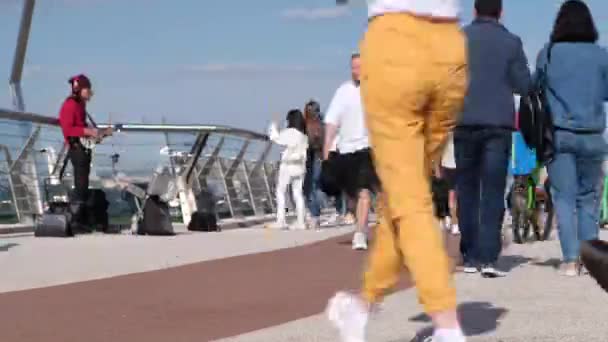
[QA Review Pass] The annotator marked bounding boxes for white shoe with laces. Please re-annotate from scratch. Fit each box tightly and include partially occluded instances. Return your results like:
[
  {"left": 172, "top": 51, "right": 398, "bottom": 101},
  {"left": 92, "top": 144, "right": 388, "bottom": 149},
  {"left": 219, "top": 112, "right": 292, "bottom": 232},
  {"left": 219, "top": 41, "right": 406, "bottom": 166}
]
[{"left": 327, "top": 292, "right": 369, "bottom": 342}]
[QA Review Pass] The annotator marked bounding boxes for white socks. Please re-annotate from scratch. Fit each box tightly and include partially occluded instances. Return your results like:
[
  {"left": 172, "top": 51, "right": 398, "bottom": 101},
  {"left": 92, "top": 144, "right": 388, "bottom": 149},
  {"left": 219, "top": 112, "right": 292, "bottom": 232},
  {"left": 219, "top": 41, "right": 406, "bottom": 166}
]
[{"left": 433, "top": 328, "right": 466, "bottom": 342}]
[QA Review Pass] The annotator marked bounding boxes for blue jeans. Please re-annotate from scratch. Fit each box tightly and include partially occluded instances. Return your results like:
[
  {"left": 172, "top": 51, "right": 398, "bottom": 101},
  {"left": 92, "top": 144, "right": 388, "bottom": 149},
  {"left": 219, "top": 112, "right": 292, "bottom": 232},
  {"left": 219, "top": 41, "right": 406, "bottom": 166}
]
[
  {"left": 455, "top": 127, "right": 511, "bottom": 265},
  {"left": 305, "top": 157, "right": 324, "bottom": 218},
  {"left": 547, "top": 131, "right": 605, "bottom": 262}
]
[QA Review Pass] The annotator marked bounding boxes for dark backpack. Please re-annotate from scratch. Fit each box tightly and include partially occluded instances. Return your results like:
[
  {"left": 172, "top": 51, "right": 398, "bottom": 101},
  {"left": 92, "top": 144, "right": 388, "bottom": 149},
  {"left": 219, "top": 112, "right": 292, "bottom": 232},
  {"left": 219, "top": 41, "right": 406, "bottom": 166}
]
[{"left": 519, "top": 44, "right": 556, "bottom": 165}]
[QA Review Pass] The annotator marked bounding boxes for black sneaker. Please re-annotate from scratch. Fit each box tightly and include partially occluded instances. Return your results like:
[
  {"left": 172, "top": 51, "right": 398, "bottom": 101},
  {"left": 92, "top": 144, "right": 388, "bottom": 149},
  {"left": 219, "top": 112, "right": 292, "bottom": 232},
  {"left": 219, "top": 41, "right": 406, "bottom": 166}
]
[{"left": 480, "top": 264, "right": 506, "bottom": 278}]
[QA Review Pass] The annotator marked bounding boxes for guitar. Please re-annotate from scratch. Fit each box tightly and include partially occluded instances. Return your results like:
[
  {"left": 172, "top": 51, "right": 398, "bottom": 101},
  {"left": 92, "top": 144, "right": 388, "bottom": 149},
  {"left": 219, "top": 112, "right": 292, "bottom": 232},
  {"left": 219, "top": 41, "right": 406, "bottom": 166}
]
[
  {"left": 79, "top": 112, "right": 114, "bottom": 150},
  {"left": 79, "top": 127, "right": 113, "bottom": 150}
]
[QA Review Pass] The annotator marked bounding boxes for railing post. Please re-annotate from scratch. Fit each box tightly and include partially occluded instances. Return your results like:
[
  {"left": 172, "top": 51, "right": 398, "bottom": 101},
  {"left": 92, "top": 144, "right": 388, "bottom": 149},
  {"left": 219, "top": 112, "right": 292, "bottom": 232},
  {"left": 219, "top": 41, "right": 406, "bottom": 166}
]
[
  {"left": 241, "top": 162, "right": 258, "bottom": 216},
  {"left": 9, "top": 127, "right": 43, "bottom": 221},
  {"left": 0, "top": 145, "right": 19, "bottom": 222},
  {"left": 217, "top": 158, "right": 234, "bottom": 218},
  {"left": 262, "top": 163, "right": 276, "bottom": 213},
  {"left": 222, "top": 140, "right": 250, "bottom": 217}
]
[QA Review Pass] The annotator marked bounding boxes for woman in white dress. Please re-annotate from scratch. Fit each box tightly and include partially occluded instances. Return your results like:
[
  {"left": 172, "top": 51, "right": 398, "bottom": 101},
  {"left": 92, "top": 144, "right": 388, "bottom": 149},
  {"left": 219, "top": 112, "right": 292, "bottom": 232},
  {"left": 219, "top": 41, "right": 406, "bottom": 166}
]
[{"left": 268, "top": 109, "right": 309, "bottom": 230}]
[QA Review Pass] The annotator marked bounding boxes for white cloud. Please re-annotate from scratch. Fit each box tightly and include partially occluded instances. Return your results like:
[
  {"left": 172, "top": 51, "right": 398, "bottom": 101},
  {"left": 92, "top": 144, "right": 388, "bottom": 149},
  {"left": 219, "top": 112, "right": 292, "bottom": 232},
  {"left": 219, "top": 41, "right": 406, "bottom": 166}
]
[{"left": 280, "top": 6, "right": 350, "bottom": 20}]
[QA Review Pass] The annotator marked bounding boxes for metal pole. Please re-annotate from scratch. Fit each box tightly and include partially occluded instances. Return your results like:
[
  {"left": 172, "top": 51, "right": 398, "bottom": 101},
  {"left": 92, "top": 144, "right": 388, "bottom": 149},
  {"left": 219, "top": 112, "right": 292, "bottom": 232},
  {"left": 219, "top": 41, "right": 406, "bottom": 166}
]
[
  {"left": 9, "top": 0, "right": 42, "bottom": 224},
  {"left": 10, "top": 0, "right": 35, "bottom": 114}
]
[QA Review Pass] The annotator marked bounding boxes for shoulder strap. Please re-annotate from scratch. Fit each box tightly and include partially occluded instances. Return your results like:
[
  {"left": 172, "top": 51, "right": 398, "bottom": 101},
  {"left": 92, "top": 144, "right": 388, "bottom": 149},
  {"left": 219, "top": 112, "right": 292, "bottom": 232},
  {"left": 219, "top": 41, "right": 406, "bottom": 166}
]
[
  {"left": 543, "top": 43, "right": 572, "bottom": 114},
  {"left": 86, "top": 111, "right": 98, "bottom": 128}
]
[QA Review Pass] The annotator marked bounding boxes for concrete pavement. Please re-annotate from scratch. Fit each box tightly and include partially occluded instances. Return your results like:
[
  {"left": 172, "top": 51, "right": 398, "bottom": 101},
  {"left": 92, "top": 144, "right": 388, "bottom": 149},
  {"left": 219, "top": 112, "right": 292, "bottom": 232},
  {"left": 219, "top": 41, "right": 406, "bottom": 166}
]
[
  {"left": 217, "top": 230, "right": 608, "bottom": 342},
  {"left": 2, "top": 222, "right": 608, "bottom": 341}
]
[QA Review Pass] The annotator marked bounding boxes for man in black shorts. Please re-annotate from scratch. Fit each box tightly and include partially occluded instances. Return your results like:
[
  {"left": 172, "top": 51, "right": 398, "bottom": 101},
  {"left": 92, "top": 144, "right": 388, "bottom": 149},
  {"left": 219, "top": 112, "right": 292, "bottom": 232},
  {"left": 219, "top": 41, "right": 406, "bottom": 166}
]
[{"left": 323, "top": 53, "right": 379, "bottom": 250}]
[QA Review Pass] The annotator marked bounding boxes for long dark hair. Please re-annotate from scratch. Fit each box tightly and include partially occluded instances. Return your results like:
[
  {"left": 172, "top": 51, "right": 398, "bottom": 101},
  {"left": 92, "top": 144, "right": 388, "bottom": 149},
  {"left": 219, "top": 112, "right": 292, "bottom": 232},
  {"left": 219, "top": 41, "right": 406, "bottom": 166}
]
[
  {"left": 286, "top": 109, "right": 306, "bottom": 134},
  {"left": 550, "top": 0, "right": 598, "bottom": 43},
  {"left": 304, "top": 100, "right": 324, "bottom": 153}
]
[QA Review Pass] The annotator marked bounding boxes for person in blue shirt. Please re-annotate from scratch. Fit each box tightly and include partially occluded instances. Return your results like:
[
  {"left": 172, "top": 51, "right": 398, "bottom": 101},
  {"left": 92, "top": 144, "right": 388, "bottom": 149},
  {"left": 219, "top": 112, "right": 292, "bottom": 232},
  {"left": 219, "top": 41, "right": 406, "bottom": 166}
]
[{"left": 537, "top": 0, "right": 608, "bottom": 277}]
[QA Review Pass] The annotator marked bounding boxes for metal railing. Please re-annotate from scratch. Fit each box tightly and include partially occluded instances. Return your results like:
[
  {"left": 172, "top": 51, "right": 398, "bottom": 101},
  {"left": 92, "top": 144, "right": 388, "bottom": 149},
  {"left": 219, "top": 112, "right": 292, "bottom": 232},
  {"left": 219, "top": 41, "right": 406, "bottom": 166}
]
[{"left": 0, "top": 109, "right": 282, "bottom": 227}]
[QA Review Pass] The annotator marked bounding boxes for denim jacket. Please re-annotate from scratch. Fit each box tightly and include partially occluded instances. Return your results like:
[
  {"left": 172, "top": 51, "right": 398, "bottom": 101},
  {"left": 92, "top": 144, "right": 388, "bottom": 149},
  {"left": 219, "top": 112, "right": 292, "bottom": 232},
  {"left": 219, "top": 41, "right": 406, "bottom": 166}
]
[{"left": 535, "top": 42, "right": 608, "bottom": 133}]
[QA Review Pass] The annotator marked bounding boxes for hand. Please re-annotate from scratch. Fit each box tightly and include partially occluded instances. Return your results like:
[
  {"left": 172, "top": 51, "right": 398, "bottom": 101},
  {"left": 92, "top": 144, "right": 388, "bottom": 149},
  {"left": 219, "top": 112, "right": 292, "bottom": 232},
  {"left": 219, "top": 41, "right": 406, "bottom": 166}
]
[
  {"left": 101, "top": 127, "right": 114, "bottom": 138},
  {"left": 85, "top": 128, "right": 100, "bottom": 139}
]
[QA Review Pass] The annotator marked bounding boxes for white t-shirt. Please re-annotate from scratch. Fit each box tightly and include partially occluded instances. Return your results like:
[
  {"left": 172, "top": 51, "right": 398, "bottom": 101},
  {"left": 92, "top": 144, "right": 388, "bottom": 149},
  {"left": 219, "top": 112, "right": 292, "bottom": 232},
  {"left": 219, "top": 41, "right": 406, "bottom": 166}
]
[
  {"left": 324, "top": 80, "right": 370, "bottom": 154},
  {"left": 441, "top": 132, "right": 456, "bottom": 169},
  {"left": 330, "top": 135, "right": 339, "bottom": 152},
  {"left": 367, "top": 0, "right": 459, "bottom": 19}
]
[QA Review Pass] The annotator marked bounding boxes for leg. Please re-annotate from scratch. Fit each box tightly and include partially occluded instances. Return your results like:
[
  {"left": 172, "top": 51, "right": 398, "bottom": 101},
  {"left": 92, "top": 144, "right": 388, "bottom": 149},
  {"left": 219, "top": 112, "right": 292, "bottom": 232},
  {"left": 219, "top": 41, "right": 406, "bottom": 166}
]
[
  {"left": 275, "top": 167, "right": 290, "bottom": 226},
  {"left": 307, "top": 158, "right": 323, "bottom": 219},
  {"left": 356, "top": 189, "right": 371, "bottom": 234},
  {"left": 292, "top": 176, "right": 306, "bottom": 228},
  {"left": 362, "top": 194, "right": 402, "bottom": 302},
  {"left": 449, "top": 190, "right": 458, "bottom": 225},
  {"left": 360, "top": 13, "right": 466, "bottom": 318},
  {"left": 547, "top": 153, "right": 578, "bottom": 263},
  {"left": 68, "top": 144, "right": 91, "bottom": 229},
  {"left": 455, "top": 128, "right": 481, "bottom": 265},
  {"left": 576, "top": 156, "right": 603, "bottom": 245},
  {"left": 477, "top": 130, "right": 511, "bottom": 266}
]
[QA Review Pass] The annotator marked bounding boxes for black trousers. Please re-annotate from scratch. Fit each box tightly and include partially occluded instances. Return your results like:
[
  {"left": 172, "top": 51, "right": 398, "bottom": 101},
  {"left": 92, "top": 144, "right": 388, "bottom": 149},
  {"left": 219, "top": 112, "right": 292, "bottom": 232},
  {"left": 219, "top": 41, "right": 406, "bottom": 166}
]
[{"left": 67, "top": 140, "right": 91, "bottom": 224}]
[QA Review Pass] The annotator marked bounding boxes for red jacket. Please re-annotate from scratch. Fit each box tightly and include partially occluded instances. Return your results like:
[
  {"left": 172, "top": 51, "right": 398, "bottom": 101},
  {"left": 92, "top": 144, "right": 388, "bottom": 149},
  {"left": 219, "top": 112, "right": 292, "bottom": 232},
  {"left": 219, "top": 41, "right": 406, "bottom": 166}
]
[{"left": 58, "top": 97, "right": 87, "bottom": 144}]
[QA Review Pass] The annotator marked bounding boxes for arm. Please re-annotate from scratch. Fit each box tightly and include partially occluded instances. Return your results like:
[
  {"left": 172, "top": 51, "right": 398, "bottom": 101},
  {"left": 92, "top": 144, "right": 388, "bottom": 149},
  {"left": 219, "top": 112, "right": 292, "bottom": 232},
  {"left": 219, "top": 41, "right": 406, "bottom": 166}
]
[
  {"left": 268, "top": 122, "right": 282, "bottom": 144},
  {"left": 603, "top": 50, "right": 608, "bottom": 101},
  {"left": 322, "top": 86, "right": 344, "bottom": 160},
  {"left": 323, "top": 123, "right": 338, "bottom": 160},
  {"left": 509, "top": 37, "right": 532, "bottom": 95}
]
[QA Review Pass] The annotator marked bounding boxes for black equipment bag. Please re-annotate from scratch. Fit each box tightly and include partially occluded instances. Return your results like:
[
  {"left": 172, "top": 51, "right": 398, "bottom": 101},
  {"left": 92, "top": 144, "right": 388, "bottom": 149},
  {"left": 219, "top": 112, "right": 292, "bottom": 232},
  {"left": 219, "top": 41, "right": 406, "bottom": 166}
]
[
  {"left": 188, "top": 189, "right": 220, "bottom": 232},
  {"left": 35, "top": 212, "right": 73, "bottom": 238},
  {"left": 137, "top": 195, "right": 175, "bottom": 236},
  {"left": 86, "top": 189, "right": 110, "bottom": 233},
  {"left": 188, "top": 211, "right": 219, "bottom": 232}
]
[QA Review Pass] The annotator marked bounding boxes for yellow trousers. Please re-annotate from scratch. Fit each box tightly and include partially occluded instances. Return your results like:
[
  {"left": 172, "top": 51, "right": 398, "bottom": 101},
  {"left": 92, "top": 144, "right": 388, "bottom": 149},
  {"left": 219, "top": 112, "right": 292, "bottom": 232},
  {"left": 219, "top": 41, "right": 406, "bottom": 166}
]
[{"left": 359, "top": 13, "right": 468, "bottom": 314}]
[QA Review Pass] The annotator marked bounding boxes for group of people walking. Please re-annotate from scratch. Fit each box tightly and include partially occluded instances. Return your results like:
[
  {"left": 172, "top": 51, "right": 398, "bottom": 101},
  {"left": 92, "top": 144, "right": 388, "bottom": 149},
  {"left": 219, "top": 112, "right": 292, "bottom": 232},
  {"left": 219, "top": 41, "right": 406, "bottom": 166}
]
[
  {"left": 268, "top": 53, "right": 378, "bottom": 252},
  {"left": 328, "top": 0, "right": 608, "bottom": 341}
]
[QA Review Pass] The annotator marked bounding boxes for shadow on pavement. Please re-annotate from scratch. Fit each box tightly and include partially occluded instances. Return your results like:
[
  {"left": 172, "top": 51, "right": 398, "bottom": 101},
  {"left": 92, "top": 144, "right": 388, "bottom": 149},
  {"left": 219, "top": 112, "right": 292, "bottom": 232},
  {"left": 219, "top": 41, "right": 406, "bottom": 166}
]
[
  {"left": 398, "top": 301, "right": 508, "bottom": 341},
  {"left": 497, "top": 254, "right": 533, "bottom": 272},
  {"left": 532, "top": 258, "right": 561, "bottom": 269},
  {"left": 0, "top": 243, "right": 19, "bottom": 252}
]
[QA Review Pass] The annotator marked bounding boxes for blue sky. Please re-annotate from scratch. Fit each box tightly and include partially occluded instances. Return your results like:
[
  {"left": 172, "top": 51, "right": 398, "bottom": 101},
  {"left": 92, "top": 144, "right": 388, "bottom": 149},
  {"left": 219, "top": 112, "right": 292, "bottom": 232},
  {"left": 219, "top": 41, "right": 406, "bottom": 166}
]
[{"left": 0, "top": 0, "right": 607, "bottom": 134}]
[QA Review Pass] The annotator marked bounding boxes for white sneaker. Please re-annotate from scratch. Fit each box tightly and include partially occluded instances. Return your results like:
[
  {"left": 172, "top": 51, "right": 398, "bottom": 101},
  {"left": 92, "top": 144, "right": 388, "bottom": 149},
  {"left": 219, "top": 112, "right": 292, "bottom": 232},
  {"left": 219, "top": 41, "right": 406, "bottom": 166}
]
[
  {"left": 451, "top": 224, "right": 460, "bottom": 235},
  {"left": 309, "top": 218, "right": 321, "bottom": 231},
  {"left": 267, "top": 222, "right": 288, "bottom": 230},
  {"left": 480, "top": 264, "right": 506, "bottom": 278},
  {"left": 290, "top": 223, "right": 307, "bottom": 230},
  {"left": 327, "top": 292, "right": 369, "bottom": 342},
  {"left": 321, "top": 213, "right": 340, "bottom": 227},
  {"left": 352, "top": 232, "right": 368, "bottom": 250},
  {"left": 344, "top": 213, "right": 356, "bottom": 225}
]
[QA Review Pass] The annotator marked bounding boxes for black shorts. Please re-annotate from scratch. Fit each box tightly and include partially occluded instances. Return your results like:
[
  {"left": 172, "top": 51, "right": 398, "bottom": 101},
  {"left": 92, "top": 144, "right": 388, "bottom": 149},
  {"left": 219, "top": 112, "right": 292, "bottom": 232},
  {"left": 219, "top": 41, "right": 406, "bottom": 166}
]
[
  {"left": 337, "top": 148, "right": 379, "bottom": 197},
  {"left": 441, "top": 167, "right": 457, "bottom": 190}
]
